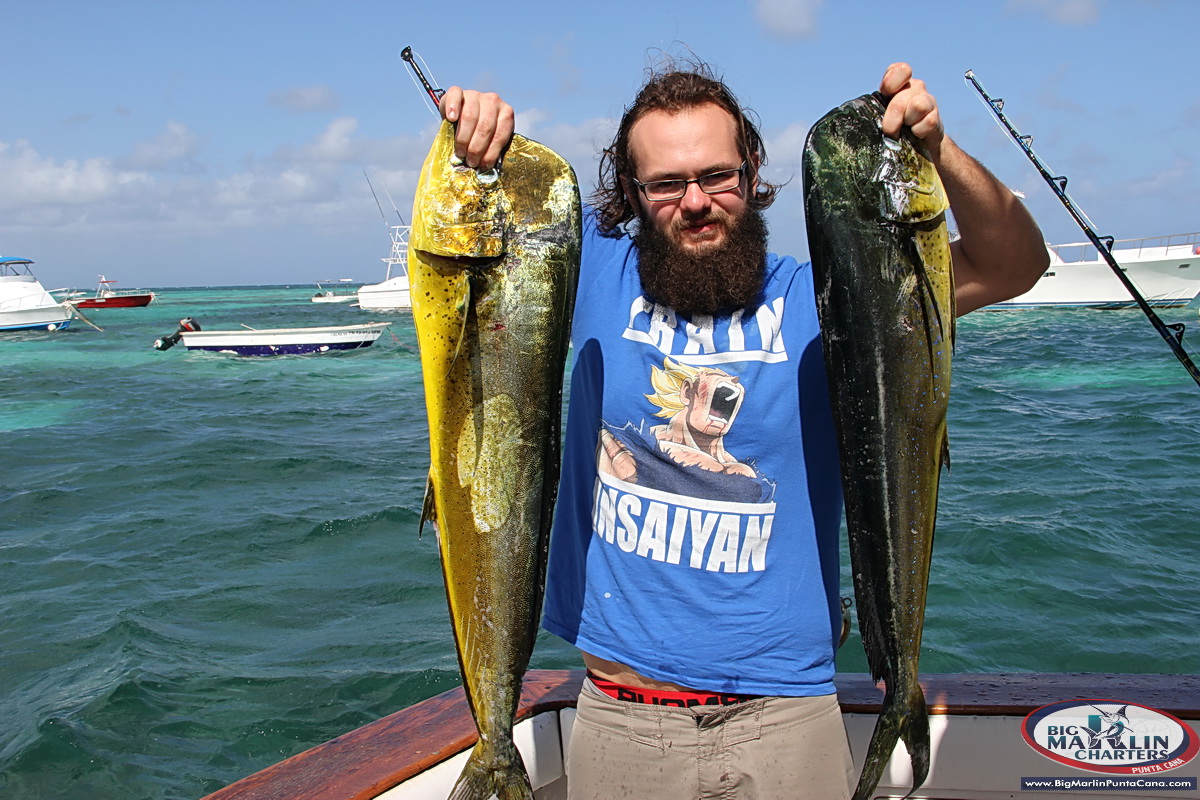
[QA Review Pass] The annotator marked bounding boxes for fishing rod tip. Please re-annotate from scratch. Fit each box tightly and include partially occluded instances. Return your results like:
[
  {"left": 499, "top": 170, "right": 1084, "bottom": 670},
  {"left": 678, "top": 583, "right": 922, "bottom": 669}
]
[{"left": 964, "top": 69, "right": 975, "bottom": 79}]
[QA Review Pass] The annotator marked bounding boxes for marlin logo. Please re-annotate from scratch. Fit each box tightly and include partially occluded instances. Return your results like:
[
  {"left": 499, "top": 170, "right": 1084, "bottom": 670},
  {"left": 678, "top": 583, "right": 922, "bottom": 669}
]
[
  {"left": 1022, "top": 699, "right": 1200, "bottom": 775},
  {"left": 1084, "top": 704, "right": 1131, "bottom": 750}
]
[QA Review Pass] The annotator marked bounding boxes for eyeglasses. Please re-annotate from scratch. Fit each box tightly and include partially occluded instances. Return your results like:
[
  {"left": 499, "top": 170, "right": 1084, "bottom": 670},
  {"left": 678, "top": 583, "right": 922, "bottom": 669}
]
[{"left": 631, "top": 162, "right": 747, "bottom": 202}]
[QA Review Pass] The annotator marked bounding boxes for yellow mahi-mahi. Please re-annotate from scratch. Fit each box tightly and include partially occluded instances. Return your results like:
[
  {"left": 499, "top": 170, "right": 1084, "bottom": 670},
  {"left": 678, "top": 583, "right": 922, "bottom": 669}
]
[
  {"left": 802, "top": 92, "right": 954, "bottom": 800},
  {"left": 410, "top": 121, "right": 580, "bottom": 800}
]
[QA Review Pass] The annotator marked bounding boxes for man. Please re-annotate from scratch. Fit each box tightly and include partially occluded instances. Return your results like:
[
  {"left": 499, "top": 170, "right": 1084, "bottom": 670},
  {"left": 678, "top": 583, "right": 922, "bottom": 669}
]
[{"left": 437, "top": 60, "right": 1047, "bottom": 800}]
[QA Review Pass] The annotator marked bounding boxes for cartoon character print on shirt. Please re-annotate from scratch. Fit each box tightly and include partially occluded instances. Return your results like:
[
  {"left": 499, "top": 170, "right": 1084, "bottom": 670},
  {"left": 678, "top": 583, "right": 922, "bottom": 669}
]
[{"left": 590, "top": 358, "right": 778, "bottom": 574}]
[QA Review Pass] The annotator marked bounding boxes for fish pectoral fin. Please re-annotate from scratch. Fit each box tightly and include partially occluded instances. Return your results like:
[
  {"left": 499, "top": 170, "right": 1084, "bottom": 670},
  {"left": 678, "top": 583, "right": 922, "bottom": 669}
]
[
  {"left": 419, "top": 473, "right": 438, "bottom": 541},
  {"left": 449, "top": 278, "right": 472, "bottom": 371}
]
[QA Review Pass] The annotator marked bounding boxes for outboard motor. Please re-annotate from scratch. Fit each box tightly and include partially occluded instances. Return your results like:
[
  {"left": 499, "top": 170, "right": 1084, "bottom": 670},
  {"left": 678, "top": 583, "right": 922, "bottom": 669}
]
[{"left": 153, "top": 317, "right": 202, "bottom": 351}]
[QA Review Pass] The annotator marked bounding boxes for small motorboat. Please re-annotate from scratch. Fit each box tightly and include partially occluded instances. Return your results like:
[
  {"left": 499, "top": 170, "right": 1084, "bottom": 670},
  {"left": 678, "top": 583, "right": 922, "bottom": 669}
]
[
  {"left": 63, "top": 275, "right": 156, "bottom": 308},
  {"left": 198, "top": 669, "right": 1200, "bottom": 800},
  {"left": 310, "top": 281, "right": 358, "bottom": 303},
  {"left": 988, "top": 232, "right": 1200, "bottom": 309},
  {"left": 153, "top": 319, "right": 391, "bottom": 355},
  {"left": 0, "top": 257, "right": 73, "bottom": 331}
]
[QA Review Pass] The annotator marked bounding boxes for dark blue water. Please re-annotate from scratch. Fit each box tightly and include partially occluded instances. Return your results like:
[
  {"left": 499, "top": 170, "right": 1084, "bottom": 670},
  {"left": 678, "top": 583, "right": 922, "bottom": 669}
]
[{"left": 2, "top": 288, "right": 1198, "bottom": 799}]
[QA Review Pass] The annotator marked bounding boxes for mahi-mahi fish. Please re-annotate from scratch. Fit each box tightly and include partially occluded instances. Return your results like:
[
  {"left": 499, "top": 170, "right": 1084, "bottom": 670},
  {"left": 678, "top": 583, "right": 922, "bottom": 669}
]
[
  {"left": 410, "top": 121, "right": 580, "bottom": 800},
  {"left": 801, "top": 92, "right": 953, "bottom": 800}
]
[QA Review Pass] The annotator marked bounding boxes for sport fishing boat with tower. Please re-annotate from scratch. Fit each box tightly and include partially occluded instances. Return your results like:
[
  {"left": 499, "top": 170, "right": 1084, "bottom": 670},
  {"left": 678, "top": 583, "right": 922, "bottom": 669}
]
[
  {"left": 356, "top": 223, "right": 412, "bottom": 311},
  {"left": 0, "top": 257, "right": 73, "bottom": 331}
]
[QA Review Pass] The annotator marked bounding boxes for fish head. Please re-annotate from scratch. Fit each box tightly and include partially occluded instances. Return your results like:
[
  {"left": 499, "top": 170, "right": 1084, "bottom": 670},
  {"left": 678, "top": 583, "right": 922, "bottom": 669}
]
[
  {"left": 410, "top": 121, "right": 507, "bottom": 261},
  {"left": 803, "top": 93, "right": 948, "bottom": 226},
  {"left": 873, "top": 130, "right": 948, "bottom": 226}
]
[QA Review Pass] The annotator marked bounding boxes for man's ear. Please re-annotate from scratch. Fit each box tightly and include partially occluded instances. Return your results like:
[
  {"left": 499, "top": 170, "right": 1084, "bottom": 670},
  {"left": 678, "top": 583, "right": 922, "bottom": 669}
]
[
  {"left": 620, "top": 175, "right": 640, "bottom": 211},
  {"left": 748, "top": 153, "right": 762, "bottom": 195}
]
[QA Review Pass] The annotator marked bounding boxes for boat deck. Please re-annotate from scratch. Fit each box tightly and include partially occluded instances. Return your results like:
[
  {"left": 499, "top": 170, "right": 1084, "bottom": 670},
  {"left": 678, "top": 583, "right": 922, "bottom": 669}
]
[{"left": 200, "top": 670, "right": 1200, "bottom": 800}]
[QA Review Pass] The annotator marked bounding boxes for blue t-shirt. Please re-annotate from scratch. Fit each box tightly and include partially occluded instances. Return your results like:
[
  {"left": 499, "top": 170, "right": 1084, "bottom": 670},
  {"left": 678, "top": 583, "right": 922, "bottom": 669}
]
[{"left": 541, "top": 210, "right": 844, "bottom": 696}]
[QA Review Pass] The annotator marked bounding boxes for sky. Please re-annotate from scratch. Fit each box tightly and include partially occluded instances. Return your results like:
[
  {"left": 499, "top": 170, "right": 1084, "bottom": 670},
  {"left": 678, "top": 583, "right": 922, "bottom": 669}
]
[{"left": 3, "top": 0, "right": 1196, "bottom": 289}]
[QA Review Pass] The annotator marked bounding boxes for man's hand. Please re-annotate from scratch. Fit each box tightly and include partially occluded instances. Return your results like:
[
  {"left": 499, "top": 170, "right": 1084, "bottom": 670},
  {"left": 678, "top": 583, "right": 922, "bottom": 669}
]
[
  {"left": 438, "top": 86, "right": 515, "bottom": 170},
  {"left": 879, "top": 62, "right": 944, "bottom": 160}
]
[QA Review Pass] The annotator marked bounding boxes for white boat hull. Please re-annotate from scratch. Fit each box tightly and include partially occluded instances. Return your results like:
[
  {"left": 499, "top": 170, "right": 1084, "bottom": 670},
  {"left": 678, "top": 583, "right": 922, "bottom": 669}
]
[
  {"left": 357, "top": 276, "right": 411, "bottom": 311},
  {"left": 0, "top": 273, "right": 73, "bottom": 331},
  {"left": 180, "top": 323, "right": 390, "bottom": 355},
  {"left": 989, "top": 236, "right": 1200, "bottom": 309}
]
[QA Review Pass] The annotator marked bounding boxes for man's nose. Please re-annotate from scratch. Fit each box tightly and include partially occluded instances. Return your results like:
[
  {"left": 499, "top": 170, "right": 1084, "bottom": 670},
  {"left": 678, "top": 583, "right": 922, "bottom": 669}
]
[{"left": 679, "top": 181, "right": 711, "bottom": 214}]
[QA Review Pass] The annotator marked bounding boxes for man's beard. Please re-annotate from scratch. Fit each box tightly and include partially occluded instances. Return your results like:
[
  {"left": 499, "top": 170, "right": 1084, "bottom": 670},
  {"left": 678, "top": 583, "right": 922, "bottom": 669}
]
[{"left": 633, "top": 205, "right": 769, "bottom": 317}]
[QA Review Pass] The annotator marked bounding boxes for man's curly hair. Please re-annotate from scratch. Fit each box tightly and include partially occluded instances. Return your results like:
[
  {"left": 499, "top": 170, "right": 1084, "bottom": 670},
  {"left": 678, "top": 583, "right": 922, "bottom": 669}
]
[{"left": 591, "top": 59, "right": 781, "bottom": 235}]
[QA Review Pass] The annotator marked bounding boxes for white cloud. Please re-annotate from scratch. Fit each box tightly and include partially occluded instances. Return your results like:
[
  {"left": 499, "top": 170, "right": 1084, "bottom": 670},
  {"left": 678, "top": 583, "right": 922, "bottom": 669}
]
[
  {"left": 1005, "top": 0, "right": 1101, "bottom": 25},
  {"left": 1124, "top": 156, "right": 1191, "bottom": 199},
  {"left": 0, "top": 140, "right": 152, "bottom": 210},
  {"left": 123, "top": 121, "right": 203, "bottom": 171},
  {"left": 514, "top": 111, "right": 616, "bottom": 189},
  {"left": 268, "top": 84, "right": 341, "bottom": 113},
  {"left": 0, "top": 117, "right": 432, "bottom": 236},
  {"left": 751, "top": 0, "right": 824, "bottom": 40},
  {"left": 763, "top": 120, "right": 811, "bottom": 186},
  {"left": 0, "top": 111, "right": 622, "bottom": 243},
  {"left": 276, "top": 117, "right": 362, "bottom": 163}
]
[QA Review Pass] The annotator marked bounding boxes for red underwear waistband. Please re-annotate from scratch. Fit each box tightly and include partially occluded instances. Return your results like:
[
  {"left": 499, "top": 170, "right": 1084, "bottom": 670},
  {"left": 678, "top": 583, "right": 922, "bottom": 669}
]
[{"left": 586, "top": 671, "right": 760, "bottom": 707}]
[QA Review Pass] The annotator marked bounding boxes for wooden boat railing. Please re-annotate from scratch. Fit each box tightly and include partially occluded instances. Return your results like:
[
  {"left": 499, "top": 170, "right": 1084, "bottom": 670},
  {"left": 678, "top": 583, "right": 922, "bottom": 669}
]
[{"left": 200, "top": 670, "right": 1200, "bottom": 800}]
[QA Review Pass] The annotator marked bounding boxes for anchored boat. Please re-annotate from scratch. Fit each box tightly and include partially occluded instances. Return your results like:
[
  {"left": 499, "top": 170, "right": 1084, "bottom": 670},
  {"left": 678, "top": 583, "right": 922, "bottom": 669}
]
[
  {"left": 987, "top": 234, "right": 1200, "bottom": 310},
  {"left": 0, "top": 257, "right": 73, "bottom": 331},
  {"left": 63, "top": 275, "right": 156, "bottom": 308},
  {"left": 357, "top": 224, "right": 412, "bottom": 311},
  {"left": 154, "top": 319, "right": 391, "bottom": 355},
  {"left": 310, "top": 281, "right": 358, "bottom": 303}
]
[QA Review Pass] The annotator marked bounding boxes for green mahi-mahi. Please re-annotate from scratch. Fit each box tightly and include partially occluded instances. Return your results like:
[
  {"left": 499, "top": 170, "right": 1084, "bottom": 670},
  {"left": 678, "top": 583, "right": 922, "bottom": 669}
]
[
  {"left": 410, "top": 121, "right": 580, "bottom": 800},
  {"left": 802, "top": 92, "right": 954, "bottom": 800}
]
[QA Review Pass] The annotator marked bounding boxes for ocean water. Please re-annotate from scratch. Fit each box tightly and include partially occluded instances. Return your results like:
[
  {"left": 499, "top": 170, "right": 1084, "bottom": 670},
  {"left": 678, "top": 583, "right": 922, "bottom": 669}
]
[{"left": 2, "top": 287, "right": 1199, "bottom": 799}]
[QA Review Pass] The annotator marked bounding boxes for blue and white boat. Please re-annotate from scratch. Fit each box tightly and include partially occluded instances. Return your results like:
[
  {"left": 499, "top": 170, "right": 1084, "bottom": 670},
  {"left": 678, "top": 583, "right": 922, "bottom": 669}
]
[
  {"left": 0, "top": 257, "right": 73, "bottom": 331},
  {"left": 170, "top": 321, "right": 391, "bottom": 356}
]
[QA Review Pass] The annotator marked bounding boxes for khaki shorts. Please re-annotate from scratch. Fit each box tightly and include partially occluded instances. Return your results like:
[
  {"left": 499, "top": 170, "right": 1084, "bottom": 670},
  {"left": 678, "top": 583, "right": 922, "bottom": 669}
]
[{"left": 566, "top": 677, "right": 855, "bottom": 800}]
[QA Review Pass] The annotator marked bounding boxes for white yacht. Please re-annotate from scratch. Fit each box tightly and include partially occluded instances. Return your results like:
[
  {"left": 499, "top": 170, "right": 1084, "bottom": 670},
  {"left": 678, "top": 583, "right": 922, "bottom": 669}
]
[
  {"left": 988, "top": 232, "right": 1200, "bottom": 309},
  {"left": 0, "top": 257, "right": 73, "bottom": 331},
  {"left": 357, "top": 224, "right": 411, "bottom": 311}
]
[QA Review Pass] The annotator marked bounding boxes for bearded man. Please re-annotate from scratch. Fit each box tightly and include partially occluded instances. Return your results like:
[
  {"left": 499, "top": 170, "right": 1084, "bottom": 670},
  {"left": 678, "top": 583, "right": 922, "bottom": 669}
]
[{"left": 437, "top": 59, "right": 1048, "bottom": 800}]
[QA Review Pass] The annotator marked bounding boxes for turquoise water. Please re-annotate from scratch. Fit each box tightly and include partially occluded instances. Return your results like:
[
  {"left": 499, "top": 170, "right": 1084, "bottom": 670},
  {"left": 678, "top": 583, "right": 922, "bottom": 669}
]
[{"left": 3, "top": 287, "right": 1199, "bottom": 799}]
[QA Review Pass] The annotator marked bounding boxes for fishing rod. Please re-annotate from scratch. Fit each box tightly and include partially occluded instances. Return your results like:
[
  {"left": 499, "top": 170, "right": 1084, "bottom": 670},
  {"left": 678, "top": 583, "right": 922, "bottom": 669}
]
[
  {"left": 401, "top": 46, "right": 444, "bottom": 112},
  {"left": 363, "top": 168, "right": 407, "bottom": 227},
  {"left": 400, "top": 46, "right": 500, "bottom": 181},
  {"left": 964, "top": 69, "right": 1200, "bottom": 390},
  {"left": 363, "top": 169, "right": 390, "bottom": 229}
]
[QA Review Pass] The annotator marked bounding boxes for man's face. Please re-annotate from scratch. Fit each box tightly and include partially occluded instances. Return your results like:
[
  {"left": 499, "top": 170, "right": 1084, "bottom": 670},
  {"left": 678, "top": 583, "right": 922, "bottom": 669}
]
[
  {"left": 623, "top": 102, "right": 768, "bottom": 317},
  {"left": 625, "top": 103, "right": 750, "bottom": 251}
]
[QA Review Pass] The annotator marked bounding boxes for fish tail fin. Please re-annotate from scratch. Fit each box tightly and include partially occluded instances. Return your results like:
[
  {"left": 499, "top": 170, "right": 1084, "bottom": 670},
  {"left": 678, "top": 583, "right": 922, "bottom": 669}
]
[
  {"left": 852, "top": 681, "right": 930, "bottom": 800},
  {"left": 447, "top": 739, "right": 533, "bottom": 800}
]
